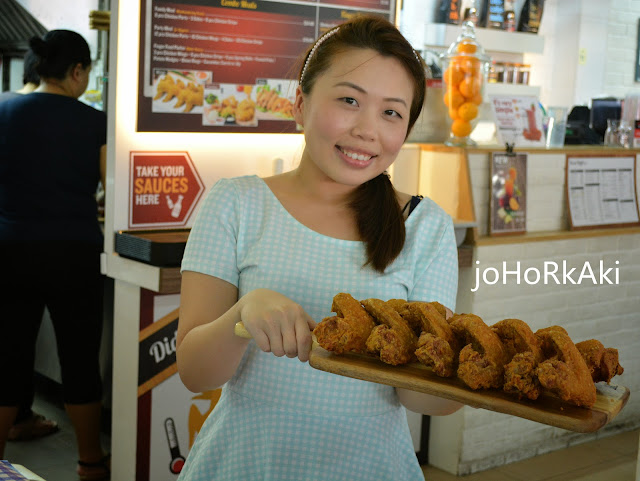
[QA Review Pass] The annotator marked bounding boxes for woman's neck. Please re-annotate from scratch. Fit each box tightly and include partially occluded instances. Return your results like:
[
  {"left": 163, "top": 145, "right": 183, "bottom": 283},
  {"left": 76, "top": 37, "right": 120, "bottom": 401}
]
[
  {"left": 36, "top": 79, "right": 76, "bottom": 98},
  {"left": 288, "top": 158, "right": 355, "bottom": 207}
]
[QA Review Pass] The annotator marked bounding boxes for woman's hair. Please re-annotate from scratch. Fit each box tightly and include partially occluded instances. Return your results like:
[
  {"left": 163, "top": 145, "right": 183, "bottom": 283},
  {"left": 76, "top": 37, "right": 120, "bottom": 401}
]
[
  {"left": 298, "top": 15, "right": 426, "bottom": 273},
  {"left": 22, "top": 50, "right": 40, "bottom": 85},
  {"left": 29, "top": 30, "right": 91, "bottom": 81}
]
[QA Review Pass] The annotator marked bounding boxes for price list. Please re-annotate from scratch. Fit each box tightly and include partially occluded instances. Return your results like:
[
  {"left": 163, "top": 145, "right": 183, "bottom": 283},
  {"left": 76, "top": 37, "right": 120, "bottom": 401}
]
[
  {"left": 566, "top": 156, "right": 640, "bottom": 229},
  {"left": 138, "top": 0, "right": 394, "bottom": 132}
]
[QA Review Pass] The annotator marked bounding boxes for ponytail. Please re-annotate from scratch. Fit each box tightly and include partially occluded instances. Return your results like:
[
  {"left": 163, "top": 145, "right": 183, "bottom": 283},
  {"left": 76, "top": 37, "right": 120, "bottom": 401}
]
[{"left": 349, "top": 173, "right": 406, "bottom": 273}]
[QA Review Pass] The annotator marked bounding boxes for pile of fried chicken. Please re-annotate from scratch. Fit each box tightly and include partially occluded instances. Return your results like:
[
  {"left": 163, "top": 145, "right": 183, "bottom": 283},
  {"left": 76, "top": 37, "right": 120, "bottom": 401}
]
[{"left": 313, "top": 293, "right": 624, "bottom": 408}]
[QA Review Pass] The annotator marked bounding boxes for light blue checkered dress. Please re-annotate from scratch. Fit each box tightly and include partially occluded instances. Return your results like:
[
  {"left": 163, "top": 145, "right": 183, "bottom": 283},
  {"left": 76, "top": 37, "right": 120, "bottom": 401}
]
[{"left": 179, "top": 175, "right": 458, "bottom": 481}]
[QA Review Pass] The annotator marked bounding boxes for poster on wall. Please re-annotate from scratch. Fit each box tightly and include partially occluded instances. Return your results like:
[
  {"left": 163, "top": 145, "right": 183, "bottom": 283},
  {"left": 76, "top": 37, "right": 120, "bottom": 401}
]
[
  {"left": 489, "top": 152, "right": 527, "bottom": 236},
  {"left": 565, "top": 155, "right": 640, "bottom": 230},
  {"left": 137, "top": 0, "right": 395, "bottom": 133},
  {"left": 136, "top": 291, "right": 223, "bottom": 481},
  {"left": 129, "top": 151, "right": 205, "bottom": 228},
  {"left": 489, "top": 95, "right": 545, "bottom": 148}
]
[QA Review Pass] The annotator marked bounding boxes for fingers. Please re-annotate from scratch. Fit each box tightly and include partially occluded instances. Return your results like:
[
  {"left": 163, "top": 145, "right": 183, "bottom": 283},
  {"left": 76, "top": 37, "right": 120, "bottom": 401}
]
[{"left": 244, "top": 303, "right": 314, "bottom": 362}]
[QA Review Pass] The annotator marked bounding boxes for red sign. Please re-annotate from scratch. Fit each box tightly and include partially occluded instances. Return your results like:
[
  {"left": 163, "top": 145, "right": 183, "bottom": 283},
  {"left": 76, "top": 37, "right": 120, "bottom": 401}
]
[{"left": 129, "top": 152, "right": 204, "bottom": 228}]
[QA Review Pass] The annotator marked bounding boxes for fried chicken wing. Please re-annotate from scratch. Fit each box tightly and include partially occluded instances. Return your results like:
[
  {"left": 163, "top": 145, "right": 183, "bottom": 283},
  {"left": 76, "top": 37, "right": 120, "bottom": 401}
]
[
  {"left": 407, "top": 302, "right": 460, "bottom": 377},
  {"left": 492, "top": 319, "right": 543, "bottom": 363},
  {"left": 313, "top": 293, "right": 376, "bottom": 354},
  {"left": 492, "top": 319, "right": 543, "bottom": 400},
  {"left": 576, "top": 339, "right": 624, "bottom": 384},
  {"left": 386, "top": 299, "right": 421, "bottom": 334},
  {"left": 535, "top": 327, "right": 596, "bottom": 408},
  {"left": 408, "top": 302, "right": 458, "bottom": 349},
  {"left": 450, "top": 314, "right": 507, "bottom": 390},
  {"left": 503, "top": 352, "right": 541, "bottom": 400},
  {"left": 362, "top": 298, "right": 417, "bottom": 365},
  {"left": 415, "top": 333, "right": 457, "bottom": 377}
]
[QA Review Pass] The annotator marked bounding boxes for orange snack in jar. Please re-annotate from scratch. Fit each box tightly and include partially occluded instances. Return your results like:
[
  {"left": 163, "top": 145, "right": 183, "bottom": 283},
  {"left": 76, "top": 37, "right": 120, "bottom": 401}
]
[
  {"left": 443, "top": 64, "right": 464, "bottom": 85},
  {"left": 451, "top": 119, "right": 473, "bottom": 138},
  {"left": 440, "top": 21, "right": 490, "bottom": 146},
  {"left": 470, "top": 93, "right": 484, "bottom": 105},
  {"left": 457, "top": 102, "right": 478, "bottom": 121},
  {"left": 443, "top": 88, "right": 464, "bottom": 110},
  {"left": 457, "top": 41, "right": 477, "bottom": 54},
  {"left": 459, "top": 57, "right": 482, "bottom": 75},
  {"left": 458, "top": 77, "right": 480, "bottom": 99}
]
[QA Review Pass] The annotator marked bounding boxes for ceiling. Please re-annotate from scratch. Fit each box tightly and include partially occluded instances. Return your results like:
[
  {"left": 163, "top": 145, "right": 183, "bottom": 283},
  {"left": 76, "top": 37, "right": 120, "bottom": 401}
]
[{"left": 0, "top": 0, "right": 48, "bottom": 54}]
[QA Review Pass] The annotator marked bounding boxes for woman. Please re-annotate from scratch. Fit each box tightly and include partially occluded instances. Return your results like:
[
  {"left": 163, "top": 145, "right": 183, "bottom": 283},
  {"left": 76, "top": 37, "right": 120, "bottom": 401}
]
[
  {"left": 177, "top": 15, "right": 462, "bottom": 480},
  {"left": 0, "top": 30, "right": 109, "bottom": 480}
]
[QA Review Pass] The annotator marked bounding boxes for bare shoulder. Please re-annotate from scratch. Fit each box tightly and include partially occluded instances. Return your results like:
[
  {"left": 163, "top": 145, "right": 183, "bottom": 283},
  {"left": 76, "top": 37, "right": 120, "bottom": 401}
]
[
  {"left": 262, "top": 172, "right": 293, "bottom": 196},
  {"left": 396, "top": 190, "right": 413, "bottom": 210}
]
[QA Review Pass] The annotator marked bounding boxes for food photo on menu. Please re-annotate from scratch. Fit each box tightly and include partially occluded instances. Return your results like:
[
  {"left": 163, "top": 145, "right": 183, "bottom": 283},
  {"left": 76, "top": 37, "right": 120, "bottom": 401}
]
[
  {"left": 254, "top": 78, "right": 296, "bottom": 121},
  {"left": 202, "top": 83, "right": 258, "bottom": 127},
  {"left": 151, "top": 69, "right": 211, "bottom": 114}
]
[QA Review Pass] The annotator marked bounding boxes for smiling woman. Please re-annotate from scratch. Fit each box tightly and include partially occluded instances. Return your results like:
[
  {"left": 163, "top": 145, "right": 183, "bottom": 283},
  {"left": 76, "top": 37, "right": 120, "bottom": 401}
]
[{"left": 176, "top": 14, "right": 461, "bottom": 481}]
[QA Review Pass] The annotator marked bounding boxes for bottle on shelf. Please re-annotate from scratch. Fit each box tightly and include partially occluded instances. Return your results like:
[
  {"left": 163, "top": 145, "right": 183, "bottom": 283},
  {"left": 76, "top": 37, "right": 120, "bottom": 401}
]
[
  {"left": 483, "top": 0, "right": 505, "bottom": 29},
  {"left": 503, "top": 0, "right": 516, "bottom": 32}
]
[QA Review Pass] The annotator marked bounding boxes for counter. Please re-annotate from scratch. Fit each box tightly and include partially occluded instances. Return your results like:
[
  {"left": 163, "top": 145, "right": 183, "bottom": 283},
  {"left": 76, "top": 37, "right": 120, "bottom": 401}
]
[{"left": 392, "top": 143, "right": 640, "bottom": 475}]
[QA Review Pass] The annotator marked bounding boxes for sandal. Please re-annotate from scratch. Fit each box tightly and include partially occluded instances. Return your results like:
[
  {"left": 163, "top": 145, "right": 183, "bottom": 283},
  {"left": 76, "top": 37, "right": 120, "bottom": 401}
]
[
  {"left": 7, "top": 412, "right": 59, "bottom": 441},
  {"left": 76, "top": 454, "right": 110, "bottom": 481}
]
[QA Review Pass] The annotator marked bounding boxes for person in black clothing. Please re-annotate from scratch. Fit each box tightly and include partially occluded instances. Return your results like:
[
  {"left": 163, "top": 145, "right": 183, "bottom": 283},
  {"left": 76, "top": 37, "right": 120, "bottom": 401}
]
[
  {"left": 0, "top": 30, "right": 109, "bottom": 481},
  {"left": 0, "top": 48, "right": 60, "bottom": 445}
]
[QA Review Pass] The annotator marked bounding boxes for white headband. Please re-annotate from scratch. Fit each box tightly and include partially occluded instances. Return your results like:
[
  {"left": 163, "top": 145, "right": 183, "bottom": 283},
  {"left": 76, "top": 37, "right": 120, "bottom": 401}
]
[
  {"left": 300, "top": 27, "right": 340, "bottom": 83},
  {"left": 299, "top": 26, "right": 424, "bottom": 84}
]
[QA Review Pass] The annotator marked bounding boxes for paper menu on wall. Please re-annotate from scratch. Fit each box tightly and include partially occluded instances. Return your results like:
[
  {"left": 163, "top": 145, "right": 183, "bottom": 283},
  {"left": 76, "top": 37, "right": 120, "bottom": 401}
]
[
  {"left": 566, "top": 155, "right": 640, "bottom": 229},
  {"left": 489, "top": 95, "right": 546, "bottom": 147}
]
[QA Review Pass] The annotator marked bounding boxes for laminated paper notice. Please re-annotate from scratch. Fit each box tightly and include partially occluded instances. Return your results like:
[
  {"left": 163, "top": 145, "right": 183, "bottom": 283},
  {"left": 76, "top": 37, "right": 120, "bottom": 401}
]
[{"left": 566, "top": 155, "right": 640, "bottom": 229}]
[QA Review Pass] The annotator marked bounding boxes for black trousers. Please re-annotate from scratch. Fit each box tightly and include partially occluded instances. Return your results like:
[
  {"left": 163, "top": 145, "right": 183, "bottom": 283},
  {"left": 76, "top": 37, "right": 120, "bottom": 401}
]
[{"left": 0, "top": 241, "right": 104, "bottom": 405}]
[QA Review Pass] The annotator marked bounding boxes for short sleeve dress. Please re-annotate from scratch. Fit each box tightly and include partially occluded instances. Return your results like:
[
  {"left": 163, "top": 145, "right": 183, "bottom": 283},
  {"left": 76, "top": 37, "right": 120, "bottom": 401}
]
[{"left": 179, "top": 175, "right": 458, "bottom": 481}]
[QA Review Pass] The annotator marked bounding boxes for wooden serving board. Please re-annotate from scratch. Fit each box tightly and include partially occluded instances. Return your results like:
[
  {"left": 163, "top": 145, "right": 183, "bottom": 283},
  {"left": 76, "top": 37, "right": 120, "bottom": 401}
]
[
  {"left": 233, "top": 323, "right": 629, "bottom": 433},
  {"left": 309, "top": 347, "right": 629, "bottom": 433}
]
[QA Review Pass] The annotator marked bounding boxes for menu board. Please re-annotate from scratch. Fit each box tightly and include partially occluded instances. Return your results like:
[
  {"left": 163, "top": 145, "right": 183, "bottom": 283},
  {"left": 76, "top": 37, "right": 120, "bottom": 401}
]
[
  {"left": 138, "top": 0, "right": 395, "bottom": 133},
  {"left": 566, "top": 155, "right": 640, "bottom": 230}
]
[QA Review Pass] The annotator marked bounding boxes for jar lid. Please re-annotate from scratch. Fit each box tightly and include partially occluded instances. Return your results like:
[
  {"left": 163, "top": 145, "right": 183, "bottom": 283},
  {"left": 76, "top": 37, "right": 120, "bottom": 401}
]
[{"left": 440, "top": 21, "right": 491, "bottom": 64}]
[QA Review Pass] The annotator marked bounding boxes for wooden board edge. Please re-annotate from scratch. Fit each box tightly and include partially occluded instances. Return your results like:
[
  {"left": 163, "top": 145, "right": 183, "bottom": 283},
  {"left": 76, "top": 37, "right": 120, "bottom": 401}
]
[{"left": 309, "top": 349, "right": 629, "bottom": 433}]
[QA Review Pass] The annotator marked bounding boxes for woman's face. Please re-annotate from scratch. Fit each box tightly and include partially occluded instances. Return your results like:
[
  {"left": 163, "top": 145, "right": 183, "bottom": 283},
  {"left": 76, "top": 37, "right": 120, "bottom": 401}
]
[{"left": 293, "top": 48, "right": 414, "bottom": 188}]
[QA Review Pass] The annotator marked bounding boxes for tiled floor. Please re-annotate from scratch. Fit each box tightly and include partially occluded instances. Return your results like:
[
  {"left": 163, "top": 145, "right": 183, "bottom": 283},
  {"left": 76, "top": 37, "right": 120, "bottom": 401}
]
[
  {"left": 3, "top": 388, "right": 110, "bottom": 481},
  {"left": 3, "top": 387, "right": 639, "bottom": 481},
  {"left": 422, "top": 428, "right": 640, "bottom": 481}
]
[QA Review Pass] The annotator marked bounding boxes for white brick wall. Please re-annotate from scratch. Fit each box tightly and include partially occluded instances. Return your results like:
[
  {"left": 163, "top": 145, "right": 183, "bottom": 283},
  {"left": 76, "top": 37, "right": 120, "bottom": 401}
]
[
  {"left": 428, "top": 150, "right": 640, "bottom": 475},
  {"left": 603, "top": 0, "right": 640, "bottom": 98},
  {"left": 441, "top": 236, "right": 640, "bottom": 475},
  {"left": 469, "top": 151, "right": 640, "bottom": 236}
]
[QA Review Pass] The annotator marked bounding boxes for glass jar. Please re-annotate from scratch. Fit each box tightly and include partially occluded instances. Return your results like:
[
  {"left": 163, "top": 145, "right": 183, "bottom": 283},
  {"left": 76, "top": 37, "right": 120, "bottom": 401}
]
[
  {"left": 488, "top": 61, "right": 498, "bottom": 83},
  {"left": 440, "top": 21, "right": 491, "bottom": 147},
  {"left": 604, "top": 119, "right": 620, "bottom": 147},
  {"left": 494, "top": 62, "right": 505, "bottom": 82},
  {"left": 504, "top": 62, "right": 515, "bottom": 83},
  {"left": 518, "top": 64, "right": 531, "bottom": 84}
]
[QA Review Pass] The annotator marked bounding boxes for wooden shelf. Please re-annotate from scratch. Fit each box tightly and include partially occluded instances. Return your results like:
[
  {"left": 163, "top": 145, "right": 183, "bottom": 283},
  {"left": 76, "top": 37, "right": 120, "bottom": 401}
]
[{"left": 476, "top": 227, "right": 640, "bottom": 246}]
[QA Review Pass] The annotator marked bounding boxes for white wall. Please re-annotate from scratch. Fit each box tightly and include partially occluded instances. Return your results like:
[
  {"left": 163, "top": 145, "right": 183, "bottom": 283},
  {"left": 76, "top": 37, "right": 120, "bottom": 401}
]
[
  {"left": 15, "top": 0, "right": 104, "bottom": 96},
  {"left": 16, "top": 0, "right": 100, "bottom": 57},
  {"left": 425, "top": 149, "right": 640, "bottom": 475},
  {"left": 526, "top": 0, "right": 640, "bottom": 109},
  {"left": 603, "top": 0, "right": 640, "bottom": 99}
]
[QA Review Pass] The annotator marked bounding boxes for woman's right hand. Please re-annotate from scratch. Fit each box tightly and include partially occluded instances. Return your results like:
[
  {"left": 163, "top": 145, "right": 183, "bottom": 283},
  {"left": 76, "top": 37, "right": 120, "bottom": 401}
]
[{"left": 240, "top": 289, "right": 316, "bottom": 362}]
